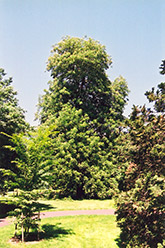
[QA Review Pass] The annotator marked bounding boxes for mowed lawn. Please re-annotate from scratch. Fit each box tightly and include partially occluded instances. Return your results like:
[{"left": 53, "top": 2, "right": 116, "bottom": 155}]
[
  {"left": 0, "top": 215, "right": 120, "bottom": 248},
  {"left": 38, "top": 198, "right": 115, "bottom": 211}
]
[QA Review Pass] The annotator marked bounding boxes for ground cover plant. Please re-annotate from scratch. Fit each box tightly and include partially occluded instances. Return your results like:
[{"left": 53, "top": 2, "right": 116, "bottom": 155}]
[{"left": 0, "top": 215, "right": 120, "bottom": 248}]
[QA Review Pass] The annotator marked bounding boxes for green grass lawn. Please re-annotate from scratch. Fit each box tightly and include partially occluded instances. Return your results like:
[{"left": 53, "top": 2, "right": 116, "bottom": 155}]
[
  {"left": 0, "top": 215, "right": 120, "bottom": 248},
  {"left": 38, "top": 198, "right": 115, "bottom": 211}
]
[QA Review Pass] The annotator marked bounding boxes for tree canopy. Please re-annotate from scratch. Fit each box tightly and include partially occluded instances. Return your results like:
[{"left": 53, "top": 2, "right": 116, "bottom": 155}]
[
  {"left": 38, "top": 37, "right": 112, "bottom": 123},
  {"left": 38, "top": 37, "right": 128, "bottom": 129},
  {"left": 159, "top": 59, "right": 165, "bottom": 75}
]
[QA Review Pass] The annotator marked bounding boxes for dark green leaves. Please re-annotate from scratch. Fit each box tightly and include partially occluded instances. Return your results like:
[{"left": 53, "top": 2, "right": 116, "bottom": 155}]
[{"left": 116, "top": 84, "right": 165, "bottom": 247}]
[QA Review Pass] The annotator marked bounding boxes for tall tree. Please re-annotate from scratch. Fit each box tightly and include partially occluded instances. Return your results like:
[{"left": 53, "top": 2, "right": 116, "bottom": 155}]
[
  {"left": 0, "top": 69, "right": 28, "bottom": 192},
  {"left": 37, "top": 37, "right": 129, "bottom": 199}
]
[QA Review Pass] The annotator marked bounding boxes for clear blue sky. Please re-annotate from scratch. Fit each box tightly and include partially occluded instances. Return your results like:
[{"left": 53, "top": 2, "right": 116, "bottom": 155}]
[{"left": 0, "top": 0, "right": 164, "bottom": 125}]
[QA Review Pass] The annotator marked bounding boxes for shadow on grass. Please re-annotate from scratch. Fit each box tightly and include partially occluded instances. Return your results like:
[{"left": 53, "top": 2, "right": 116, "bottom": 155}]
[
  {"left": 11, "top": 223, "right": 73, "bottom": 242},
  {"left": 115, "top": 237, "right": 125, "bottom": 248},
  {"left": 38, "top": 202, "right": 55, "bottom": 212},
  {"left": 40, "top": 223, "right": 73, "bottom": 240}
]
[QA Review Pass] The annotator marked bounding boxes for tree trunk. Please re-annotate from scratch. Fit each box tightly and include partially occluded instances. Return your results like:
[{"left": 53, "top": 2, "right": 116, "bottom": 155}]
[
  {"left": 14, "top": 223, "right": 17, "bottom": 237},
  {"left": 21, "top": 213, "right": 24, "bottom": 242},
  {"left": 21, "top": 223, "right": 24, "bottom": 242},
  {"left": 37, "top": 211, "right": 40, "bottom": 240}
]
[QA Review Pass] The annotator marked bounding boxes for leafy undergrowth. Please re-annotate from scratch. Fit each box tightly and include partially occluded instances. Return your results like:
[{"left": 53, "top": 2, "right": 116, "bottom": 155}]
[{"left": 0, "top": 215, "right": 120, "bottom": 248}]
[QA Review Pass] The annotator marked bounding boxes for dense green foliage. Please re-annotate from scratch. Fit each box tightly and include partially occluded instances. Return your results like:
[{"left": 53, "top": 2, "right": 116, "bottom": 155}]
[
  {"left": 0, "top": 69, "right": 28, "bottom": 192},
  {"left": 42, "top": 104, "right": 118, "bottom": 199},
  {"left": 116, "top": 83, "right": 165, "bottom": 247},
  {"left": 38, "top": 37, "right": 129, "bottom": 138},
  {"left": 37, "top": 37, "right": 129, "bottom": 199},
  {"left": 1, "top": 125, "right": 55, "bottom": 191}
]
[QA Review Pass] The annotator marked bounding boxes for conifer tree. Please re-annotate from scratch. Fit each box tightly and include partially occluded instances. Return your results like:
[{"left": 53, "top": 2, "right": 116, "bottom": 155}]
[{"left": 116, "top": 80, "right": 165, "bottom": 247}]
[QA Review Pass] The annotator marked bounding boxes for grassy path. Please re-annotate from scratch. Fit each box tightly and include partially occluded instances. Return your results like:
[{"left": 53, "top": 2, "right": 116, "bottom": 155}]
[
  {"left": 0, "top": 199, "right": 116, "bottom": 228},
  {"left": 40, "top": 209, "right": 115, "bottom": 218}
]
